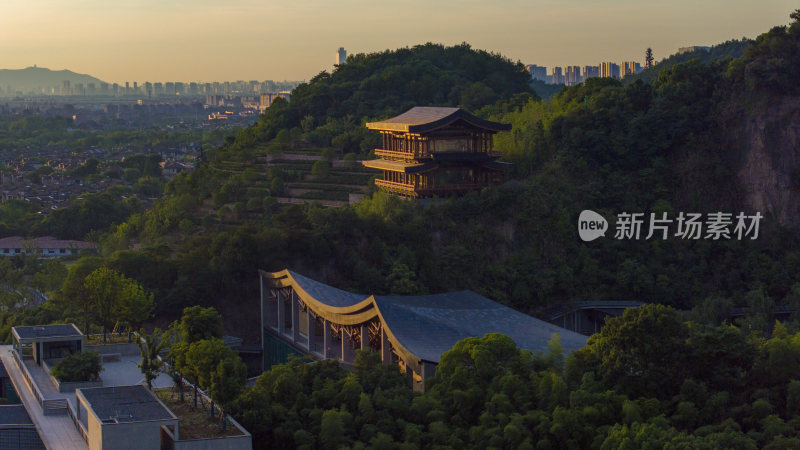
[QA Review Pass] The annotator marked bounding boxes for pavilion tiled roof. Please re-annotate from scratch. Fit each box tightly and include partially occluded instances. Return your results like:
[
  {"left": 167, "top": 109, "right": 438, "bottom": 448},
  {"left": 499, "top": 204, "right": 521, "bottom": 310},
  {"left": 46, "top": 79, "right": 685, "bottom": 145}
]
[{"left": 366, "top": 107, "right": 512, "bottom": 133}]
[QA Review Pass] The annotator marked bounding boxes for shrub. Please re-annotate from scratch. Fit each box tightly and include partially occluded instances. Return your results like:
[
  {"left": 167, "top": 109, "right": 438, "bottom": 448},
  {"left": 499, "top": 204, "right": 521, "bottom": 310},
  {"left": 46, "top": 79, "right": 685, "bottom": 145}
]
[{"left": 50, "top": 351, "right": 103, "bottom": 382}]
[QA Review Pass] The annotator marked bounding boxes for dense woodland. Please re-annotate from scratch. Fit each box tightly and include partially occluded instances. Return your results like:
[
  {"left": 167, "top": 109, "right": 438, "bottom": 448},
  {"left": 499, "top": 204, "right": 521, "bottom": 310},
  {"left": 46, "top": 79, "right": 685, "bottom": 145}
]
[
  {"left": 0, "top": 10, "right": 799, "bottom": 449},
  {"left": 235, "top": 305, "right": 800, "bottom": 449}
]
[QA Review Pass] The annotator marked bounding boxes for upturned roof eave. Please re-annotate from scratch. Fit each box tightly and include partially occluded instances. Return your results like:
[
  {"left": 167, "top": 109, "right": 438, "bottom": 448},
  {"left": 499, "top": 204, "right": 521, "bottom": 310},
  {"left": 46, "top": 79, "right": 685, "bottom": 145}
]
[{"left": 365, "top": 107, "right": 511, "bottom": 134}]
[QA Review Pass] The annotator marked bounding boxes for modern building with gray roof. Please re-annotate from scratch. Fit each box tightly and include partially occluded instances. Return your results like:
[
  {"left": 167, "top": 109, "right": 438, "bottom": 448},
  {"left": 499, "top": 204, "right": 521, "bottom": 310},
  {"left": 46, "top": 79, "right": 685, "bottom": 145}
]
[
  {"left": 260, "top": 269, "right": 588, "bottom": 390},
  {"left": 75, "top": 385, "right": 177, "bottom": 450},
  {"left": 13, "top": 324, "right": 82, "bottom": 341},
  {"left": 0, "top": 405, "right": 45, "bottom": 449},
  {"left": 11, "top": 324, "right": 84, "bottom": 367}
]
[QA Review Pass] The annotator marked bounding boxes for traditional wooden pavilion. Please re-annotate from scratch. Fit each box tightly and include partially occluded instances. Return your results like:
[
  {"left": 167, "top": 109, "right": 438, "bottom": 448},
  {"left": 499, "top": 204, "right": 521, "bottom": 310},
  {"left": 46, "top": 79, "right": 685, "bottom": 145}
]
[
  {"left": 363, "top": 107, "right": 513, "bottom": 197},
  {"left": 260, "top": 269, "right": 587, "bottom": 391}
]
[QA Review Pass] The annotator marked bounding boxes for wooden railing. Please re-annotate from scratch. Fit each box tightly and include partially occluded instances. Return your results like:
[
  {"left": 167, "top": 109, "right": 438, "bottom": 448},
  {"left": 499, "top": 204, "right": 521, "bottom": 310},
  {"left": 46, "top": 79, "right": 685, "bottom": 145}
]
[
  {"left": 374, "top": 148, "right": 426, "bottom": 160},
  {"left": 374, "top": 179, "right": 484, "bottom": 196},
  {"left": 420, "top": 183, "right": 482, "bottom": 192},
  {"left": 374, "top": 179, "right": 418, "bottom": 196}
]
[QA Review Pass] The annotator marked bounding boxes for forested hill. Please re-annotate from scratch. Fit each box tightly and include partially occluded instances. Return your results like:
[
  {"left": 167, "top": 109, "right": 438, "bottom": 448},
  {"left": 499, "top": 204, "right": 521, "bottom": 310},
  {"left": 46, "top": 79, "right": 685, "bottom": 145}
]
[
  {"left": 224, "top": 43, "right": 535, "bottom": 155},
  {"left": 624, "top": 38, "right": 751, "bottom": 84},
  {"left": 0, "top": 66, "right": 105, "bottom": 93},
  {"left": 33, "top": 13, "right": 799, "bottom": 343}
]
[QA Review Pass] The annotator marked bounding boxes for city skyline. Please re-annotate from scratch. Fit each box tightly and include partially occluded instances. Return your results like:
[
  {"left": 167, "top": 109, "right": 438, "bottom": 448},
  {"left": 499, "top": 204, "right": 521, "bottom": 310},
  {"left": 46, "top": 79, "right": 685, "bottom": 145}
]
[{"left": 0, "top": 0, "right": 795, "bottom": 83}]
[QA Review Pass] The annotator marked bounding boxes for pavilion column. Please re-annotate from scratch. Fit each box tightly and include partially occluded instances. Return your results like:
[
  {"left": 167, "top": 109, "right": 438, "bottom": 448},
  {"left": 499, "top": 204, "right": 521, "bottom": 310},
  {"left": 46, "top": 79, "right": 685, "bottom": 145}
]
[
  {"left": 341, "top": 329, "right": 355, "bottom": 364},
  {"left": 259, "top": 275, "right": 265, "bottom": 333},
  {"left": 277, "top": 290, "right": 285, "bottom": 334},
  {"left": 306, "top": 310, "right": 314, "bottom": 350},
  {"left": 323, "top": 320, "right": 331, "bottom": 359},
  {"left": 360, "top": 324, "right": 369, "bottom": 351},
  {"left": 381, "top": 328, "right": 391, "bottom": 366},
  {"left": 404, "top": 361, "right": 414, "bottom": 386},
  {"left": 420, "top": 361, "right": 436, "bottom": 381},
  {"left": 291, "top": 292, "right": 299, "bottom": 344}
]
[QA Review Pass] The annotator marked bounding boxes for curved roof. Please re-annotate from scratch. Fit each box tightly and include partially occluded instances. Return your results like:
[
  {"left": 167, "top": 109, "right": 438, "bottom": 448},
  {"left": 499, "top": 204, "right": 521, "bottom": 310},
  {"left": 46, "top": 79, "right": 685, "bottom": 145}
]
[
  {"left": 288, "top": 271, "right": 367, "bottom": 308},
  {"left": 262, "top": 270, "right": 587, "bottom": 368},
  {"left": 374, "top": 292, "right": 587, "bottom": 362},
  {"left": 366, "top": 107, "right": 512, "bottom": 133}
]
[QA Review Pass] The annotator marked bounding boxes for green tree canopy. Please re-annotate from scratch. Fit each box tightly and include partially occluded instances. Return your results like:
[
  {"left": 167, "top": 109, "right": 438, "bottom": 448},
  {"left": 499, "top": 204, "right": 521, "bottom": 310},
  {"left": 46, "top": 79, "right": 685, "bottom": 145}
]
[{"left": 84, "top": 267, "right": 154, "bottom": 337}]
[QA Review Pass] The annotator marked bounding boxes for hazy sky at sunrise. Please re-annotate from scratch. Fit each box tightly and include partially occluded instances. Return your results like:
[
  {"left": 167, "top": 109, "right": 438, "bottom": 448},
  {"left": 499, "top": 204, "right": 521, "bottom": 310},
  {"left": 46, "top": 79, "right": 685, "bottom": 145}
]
[{"left": 0, "top": 0, "right": 795, "bottom": 83}]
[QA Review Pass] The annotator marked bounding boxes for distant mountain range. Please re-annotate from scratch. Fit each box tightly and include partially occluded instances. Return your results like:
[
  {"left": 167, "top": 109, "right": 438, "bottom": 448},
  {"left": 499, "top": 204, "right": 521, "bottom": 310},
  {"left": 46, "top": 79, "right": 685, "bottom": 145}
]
[{"left": 0, "top": 66, "right": 106, "bottom": 94}]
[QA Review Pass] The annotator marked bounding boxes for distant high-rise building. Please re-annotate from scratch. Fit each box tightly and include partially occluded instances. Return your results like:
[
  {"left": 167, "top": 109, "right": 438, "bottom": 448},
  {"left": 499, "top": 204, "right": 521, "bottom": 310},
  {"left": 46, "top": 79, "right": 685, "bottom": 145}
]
[
  {"left": 133, "top": 81, "right": 138, "bottom": 94},
  {"left": 565, "top": 66, "right": 581, "bottom": 86},
  {"left": 61, "top": 80, "right": 71, "bottom": 95},
  {"left": 206, "top": 95, "right": 221, "bottom": 107},
  {"left": 153, "top": 82, "right": 163, "bottom": 96},
  {"left": 526, "top": 64, "right": 548, "bottom": 83},
  {"left": 87, "top": 83, "right": 96, "bottom": 95},
  {"left": 336, "top": 47, "right": 347, "bottom": 65},
  {"left": 551, "top": 66, "right": 565, "bottom": 85},
  {"left": 145, "top": 82, "right": 153, "bottom": 97},
  {"left": 100, "top": 83, "right": 109, "bottom": 94},
  {"left": 112, "top": 83, "right": 120, "bottom": 96},
  {"left": 599, "top": 62, "right": 620, "bottom": 79},
  {"left": 175, "top": 82, "right": 185, "bottom": 96},
  {"left": 622, "top": 61, "right": 642, "bottom": 78},
  {"left": 582, "top": 65, "right": 599, "bottom": 80}
]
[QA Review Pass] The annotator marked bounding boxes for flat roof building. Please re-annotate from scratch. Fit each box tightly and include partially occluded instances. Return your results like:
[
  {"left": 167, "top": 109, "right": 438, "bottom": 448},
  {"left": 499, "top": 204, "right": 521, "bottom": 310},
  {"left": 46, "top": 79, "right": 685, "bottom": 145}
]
[
  {"left": 76, "top": 385, "right": 177, "bottom": 450},
  {"left": 0, "top": 404, "right": 45, "bottom": 449},
  {"left": 12, "top": 324, "right": 84, "bottom": 366},
  {"left": 0, "top": 236, "right": 95, "bottom": 258}
]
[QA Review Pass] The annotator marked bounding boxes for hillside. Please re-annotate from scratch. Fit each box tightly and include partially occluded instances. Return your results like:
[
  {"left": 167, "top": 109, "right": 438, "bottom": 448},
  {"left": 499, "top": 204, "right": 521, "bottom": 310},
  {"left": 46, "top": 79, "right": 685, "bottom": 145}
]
[
  {"left": 11, "top": 13, "right": 796, "bottom": 344},
  {"left": 0, "top": 66, "right": 106, "bottom": 94},
  {"left": 223, "top": 42, "right": 535, "bottom": 156}
]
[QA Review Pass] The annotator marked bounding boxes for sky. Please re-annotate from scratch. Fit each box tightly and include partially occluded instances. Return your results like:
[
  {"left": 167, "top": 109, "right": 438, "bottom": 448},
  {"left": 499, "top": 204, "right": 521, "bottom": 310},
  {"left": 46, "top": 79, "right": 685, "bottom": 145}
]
[{"left": 0, "top": 0, "right": 796, "bottom": 84}]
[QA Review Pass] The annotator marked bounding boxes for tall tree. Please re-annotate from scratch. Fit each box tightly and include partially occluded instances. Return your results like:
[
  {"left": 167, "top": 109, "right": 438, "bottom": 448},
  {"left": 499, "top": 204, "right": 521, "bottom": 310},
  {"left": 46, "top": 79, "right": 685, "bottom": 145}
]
[
  {"left": 173, "top": 337, "right": 241, "bottom": 411},
  {"left": 55, "top": 256, "right": 104, "bottom": 333},
  {"left": 645, "top": 47, "right": 654, "bottom": 68},
  {"left": 177, "top": 305, "right": 223, "bottom": 344},
  {"left": 84, "top": 267, "right": 154, "bottom": 341},
  {"left": 209, "top": 353, "right": 247, "bottom": 430},
  {"left": 137, "top": 328, "right": 167, "bottom": 390}
]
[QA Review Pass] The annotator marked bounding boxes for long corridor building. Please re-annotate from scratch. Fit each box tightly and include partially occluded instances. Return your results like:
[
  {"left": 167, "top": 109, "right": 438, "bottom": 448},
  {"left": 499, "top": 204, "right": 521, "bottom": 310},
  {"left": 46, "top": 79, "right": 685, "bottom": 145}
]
[{"left": 260, "top": 269, "right": 587, "bottom": 390}]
